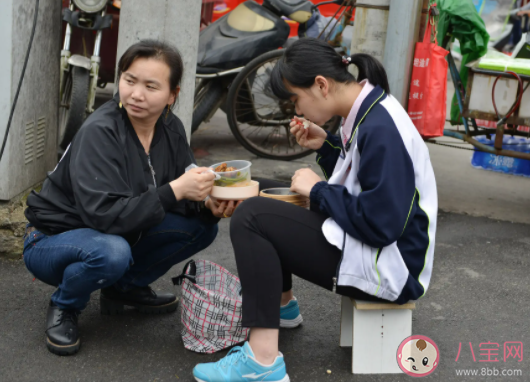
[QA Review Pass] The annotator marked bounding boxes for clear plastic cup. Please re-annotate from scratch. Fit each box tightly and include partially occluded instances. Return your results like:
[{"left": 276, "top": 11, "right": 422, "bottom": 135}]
[{"left": 210, "top": 160, "right": 252, "bottom": 187}]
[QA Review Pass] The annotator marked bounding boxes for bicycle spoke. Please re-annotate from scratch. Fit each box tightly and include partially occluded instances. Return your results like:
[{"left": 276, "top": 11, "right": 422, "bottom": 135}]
[
  {"left": 240, "top": 120, "right": 305, "bottom": 155},
  {"left": 246, "top": 125, "right": 266, "bottom": 139},
  {"left": 236, "top": 102, "right": 280, "bottom": 111},
  {"left": 228, "top": 53, "right": 338, "bottom": 159},
  {"left": 285, "top": 126, "right": 294, "bottom": 149}
]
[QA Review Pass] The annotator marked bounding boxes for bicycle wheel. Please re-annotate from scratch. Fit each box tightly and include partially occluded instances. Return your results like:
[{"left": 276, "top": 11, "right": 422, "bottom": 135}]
[{"left": 226, "top": 49, "right": 341, "bottom": 161}]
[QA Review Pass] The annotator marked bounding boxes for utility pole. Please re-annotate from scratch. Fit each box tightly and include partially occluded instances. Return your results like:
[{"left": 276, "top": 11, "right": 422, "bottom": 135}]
[
  {"left": 116, "top": 0, "right": 201, "bottom": 141},
  {"left": 350, "top": 0, "right": 391, "bottom": 69},
  {"left": 383, "top": 0, "right": 423, "bottom": 107}
]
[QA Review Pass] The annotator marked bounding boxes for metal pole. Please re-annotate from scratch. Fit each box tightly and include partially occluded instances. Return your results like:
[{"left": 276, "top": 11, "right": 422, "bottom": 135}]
[
  {"left": 350, "top": 0, "right": 391, "bottom": 60},
  {"left": 349, "top": 0, "right": 390, "bottom": 79},
  {"left": 383, "top": 0, "right": 423, "bottom": 107},
  {"left": 116, "top": 0, "right": 201, "bottom": 142}
]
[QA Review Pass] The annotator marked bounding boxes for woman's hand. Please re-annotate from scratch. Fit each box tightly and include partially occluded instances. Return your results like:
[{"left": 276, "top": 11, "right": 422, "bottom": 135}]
[
  {"left": 290, "top": 116, "right": 328, "bottom": 151},
  {"left": 170, "top": 167, "right": 215, "bottom": 201},
  {"left": 206, "top": 198, "right": 243, "bottom": 218},
  {"left": 517, "top": 9, "right": 530, "bottom": 16},
  {"left": 291, "top": 168, "right": 323, "bottom": 197}
]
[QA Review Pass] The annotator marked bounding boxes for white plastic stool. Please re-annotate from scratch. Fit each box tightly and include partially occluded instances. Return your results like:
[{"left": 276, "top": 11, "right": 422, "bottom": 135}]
[{"left": 340, "top": 297, "right": 416, "bottom": 374}]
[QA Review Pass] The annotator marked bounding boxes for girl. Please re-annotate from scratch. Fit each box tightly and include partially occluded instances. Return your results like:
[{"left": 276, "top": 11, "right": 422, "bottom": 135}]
[
  {"left": 23, "top": 40, "right": 236, "bottom": 356},
  {"left": 193, "top": 37, "right": 437, "bottom": 382}
]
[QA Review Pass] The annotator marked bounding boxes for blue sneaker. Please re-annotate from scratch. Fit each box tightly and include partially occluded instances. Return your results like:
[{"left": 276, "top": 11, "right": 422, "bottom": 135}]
[
  {"left": 193, "top": 342, "right": 290, "bottom": 382},
  {"left": 280, "top": 298, "right": 303, "bottom": 329}
]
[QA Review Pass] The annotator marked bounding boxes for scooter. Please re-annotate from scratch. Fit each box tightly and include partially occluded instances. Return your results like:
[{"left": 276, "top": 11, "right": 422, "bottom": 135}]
[
  {"left": 59, "top": 0, "right": 119, "bottom": 152},
  {"left": 193, "top": 0, "right": 347, "bottom": 160}
]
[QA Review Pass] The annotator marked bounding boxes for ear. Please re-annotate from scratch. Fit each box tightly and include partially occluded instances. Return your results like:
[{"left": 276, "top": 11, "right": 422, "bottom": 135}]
[
  {"left": 169, "top": 86, "right": 180, "bottom": 106},
  {"left": 314, "top": 75, "right": 329, "bottom": 98}
]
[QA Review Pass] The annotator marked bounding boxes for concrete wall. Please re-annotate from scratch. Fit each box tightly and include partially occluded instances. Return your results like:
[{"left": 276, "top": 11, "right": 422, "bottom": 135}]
[
  {"left": 116, "top": 0, "right": 202, "bottom": 141},
  {"left": 0, "top": 0, "right": 61, "bottom": 200}
]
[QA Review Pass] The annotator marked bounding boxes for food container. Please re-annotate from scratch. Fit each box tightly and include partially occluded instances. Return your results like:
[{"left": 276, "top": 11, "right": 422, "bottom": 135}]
[
  {"left": 211, "top": 180, "right": 260, "bottom": 200},
  {"left": 259, "top": 188, "right": 309, "bottom": 208},
  {"left": 210, "top": 160, "right": 252, "bottom": 188}
]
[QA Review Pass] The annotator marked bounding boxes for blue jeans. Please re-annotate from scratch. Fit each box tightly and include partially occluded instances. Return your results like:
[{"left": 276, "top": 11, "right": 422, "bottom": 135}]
[{"left": 23, "top": 213, "right": 218, "bottom": 311}]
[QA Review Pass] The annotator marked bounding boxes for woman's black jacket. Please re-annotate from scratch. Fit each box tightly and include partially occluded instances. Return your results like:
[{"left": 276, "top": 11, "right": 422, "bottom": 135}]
[{"left": 25, "top": 94, "right": 218, "bottom": 243}]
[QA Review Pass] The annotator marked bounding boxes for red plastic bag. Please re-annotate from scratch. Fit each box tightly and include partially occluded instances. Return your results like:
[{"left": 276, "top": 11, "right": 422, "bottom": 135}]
[{"left": 407, "top": 6, "right": 449, "bottom": 138}]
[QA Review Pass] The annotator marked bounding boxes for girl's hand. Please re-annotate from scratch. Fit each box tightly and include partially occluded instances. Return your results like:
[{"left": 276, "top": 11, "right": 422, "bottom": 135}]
[
  {"left": 170, "top": 167, "right": 215, "bottom": 201},
  {"left": 290, "top": 168, "right": 323, "bottom": 197},
  {"left": 290, "top": 116, "right": 328, "bottom": 151},
  {"left": 206, "top": 198, "right": 243, "bottom": 218}
]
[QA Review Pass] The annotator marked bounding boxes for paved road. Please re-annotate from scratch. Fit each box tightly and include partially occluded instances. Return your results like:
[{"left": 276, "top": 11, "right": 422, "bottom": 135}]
[{"left": 1, "top": 211, "right": 529, "bottom": 381}]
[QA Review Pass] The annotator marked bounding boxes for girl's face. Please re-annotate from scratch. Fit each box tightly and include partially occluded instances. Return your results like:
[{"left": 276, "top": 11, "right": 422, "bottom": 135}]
[
  {"left": 288, "top": 76, "right": 335, "bottom": 126},
  {"left": 119, "top": 57, "right": 178, "bottom": 122}
]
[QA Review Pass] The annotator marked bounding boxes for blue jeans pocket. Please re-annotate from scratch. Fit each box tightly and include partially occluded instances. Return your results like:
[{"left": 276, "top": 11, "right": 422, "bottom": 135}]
[
  {"left": 22, "top": 231, "right": 45, "bottom": 280},
  {"left": 23, "top": 230, "right": 45, "bottom": 252}
]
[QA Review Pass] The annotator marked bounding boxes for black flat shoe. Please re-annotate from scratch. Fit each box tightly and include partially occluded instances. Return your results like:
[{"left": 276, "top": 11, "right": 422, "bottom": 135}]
[
  {"left": 100, "top": 285, "right": 178, "bottom": 315},
  {"left": 45, "top": 301, "right": 80, "bottom": 356}
]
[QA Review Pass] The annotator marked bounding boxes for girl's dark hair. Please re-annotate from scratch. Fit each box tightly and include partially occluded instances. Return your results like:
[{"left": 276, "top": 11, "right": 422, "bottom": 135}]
[
  {"left": 270, "top": 37, "right": 390, "bottom": 100},
  {"left": 117, "top": 39, "right": 184, "bottom": 93}
]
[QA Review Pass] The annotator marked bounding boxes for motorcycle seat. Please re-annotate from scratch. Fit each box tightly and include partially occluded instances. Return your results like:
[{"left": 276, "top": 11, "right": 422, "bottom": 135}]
[{"left": 264, "top": 0, "right": 313, "bottom": 23}]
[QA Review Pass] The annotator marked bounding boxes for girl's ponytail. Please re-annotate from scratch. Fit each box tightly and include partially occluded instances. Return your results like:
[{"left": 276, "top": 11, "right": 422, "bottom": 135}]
[
  {"left": 349, "top": 53, "right": 390, "bottom": 94},
  {"left": 269, "top": 38, "right": 390, "bottom": 101}
]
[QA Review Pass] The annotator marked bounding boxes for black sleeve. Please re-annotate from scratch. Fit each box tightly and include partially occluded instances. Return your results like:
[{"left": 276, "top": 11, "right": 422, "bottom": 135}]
[
  {"left": 169, "top": 117, "right": 220, "bottom": 225},
  {"left": 69, "top": 122, "right": 167, "bottom": 235},
  {"left": 185, "top": 143, "right": 220, "bottom": 225}
]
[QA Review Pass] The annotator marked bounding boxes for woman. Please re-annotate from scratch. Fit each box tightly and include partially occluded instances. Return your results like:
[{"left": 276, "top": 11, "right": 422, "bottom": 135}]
[
  {"left": 193, "top": 38, "right": 437, "bottom": 382},
  {"left": 23, "top": 40, "right": 236, "bottom": 356},
  {"left": 509, "top": 0, "right": 530, "bottom": 50}
]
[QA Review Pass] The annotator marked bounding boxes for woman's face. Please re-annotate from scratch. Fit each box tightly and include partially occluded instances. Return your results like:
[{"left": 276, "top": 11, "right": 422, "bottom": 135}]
[
  {"left": 118, "top": 57, "right": 177, "bottom": 122},
  {"left": 288, "top": 76, "right": 334, "bottom": 126}
]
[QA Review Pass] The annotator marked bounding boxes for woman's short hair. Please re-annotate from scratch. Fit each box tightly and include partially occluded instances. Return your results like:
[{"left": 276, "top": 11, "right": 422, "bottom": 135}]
[{"left": 117, "top": 39, "right": 184, "bottom": 92}]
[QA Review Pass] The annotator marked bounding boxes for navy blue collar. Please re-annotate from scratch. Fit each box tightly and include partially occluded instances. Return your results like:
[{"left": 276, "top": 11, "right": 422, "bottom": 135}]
[{"left": 345, "top": 85, "right": 387, "bottom": 152}]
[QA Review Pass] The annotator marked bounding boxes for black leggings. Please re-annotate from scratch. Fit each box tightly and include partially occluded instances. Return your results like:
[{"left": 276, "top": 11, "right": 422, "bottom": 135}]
[{"left": 232, "top": 179, "right": 386, "bottom": 329}]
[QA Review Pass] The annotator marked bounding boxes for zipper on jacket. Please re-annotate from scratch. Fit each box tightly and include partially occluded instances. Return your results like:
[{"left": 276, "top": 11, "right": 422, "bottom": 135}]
[
  {"left": 132, "top": 231, "right": 143, "bottom": 247},
  {"left": 333, "top": 232, "right": 347, "bottom": 293},
  {"left": 330, "top": 91, "right": 386, "bottom": 293},
  {"left": 147, "top": 153, "right": 157, "bottom": 187}
]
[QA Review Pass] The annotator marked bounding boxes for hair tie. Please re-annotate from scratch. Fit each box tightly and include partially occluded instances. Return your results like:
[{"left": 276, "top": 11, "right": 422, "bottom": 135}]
[{"left": 342, "top": 56, "right": 352, "bottom": 65}]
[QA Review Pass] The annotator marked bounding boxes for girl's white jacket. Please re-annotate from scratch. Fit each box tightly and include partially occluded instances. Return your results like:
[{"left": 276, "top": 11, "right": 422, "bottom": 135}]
[{"left": 310, "top": 85, "right": 437, "bottom": 304}]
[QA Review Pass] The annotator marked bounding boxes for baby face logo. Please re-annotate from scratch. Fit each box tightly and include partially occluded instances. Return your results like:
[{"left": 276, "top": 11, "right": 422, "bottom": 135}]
[{"left": 397, "top": 335, "right": 440, "bottom": 377}]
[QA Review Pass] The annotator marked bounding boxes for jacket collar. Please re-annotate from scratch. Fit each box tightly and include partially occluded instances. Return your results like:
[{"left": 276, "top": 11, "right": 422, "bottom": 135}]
[
  {"left": 345, "top": 85, "right": 387, "bottom": 152},
  {"left": 114, "top": 92, "right": 165, "bottom": 153}
]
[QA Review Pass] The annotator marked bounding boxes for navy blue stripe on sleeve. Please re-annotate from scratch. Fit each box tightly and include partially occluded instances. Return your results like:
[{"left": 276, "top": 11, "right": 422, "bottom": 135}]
[
  {"left": 311, "top": 107, "right": 416, "bottom": 248},
  {"left": 395, "top": 190, "right": 430, "bottom": 302},
  {"left": 315, "top": 131, "right": 342, "bottom": 180}
]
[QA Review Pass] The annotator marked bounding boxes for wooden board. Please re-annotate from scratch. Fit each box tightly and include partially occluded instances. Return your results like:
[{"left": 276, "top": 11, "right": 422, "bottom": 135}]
[{"left": 353, "top": 299, "right": 416, "bottom": 311}]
